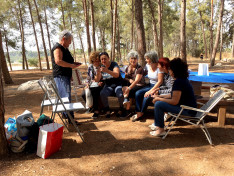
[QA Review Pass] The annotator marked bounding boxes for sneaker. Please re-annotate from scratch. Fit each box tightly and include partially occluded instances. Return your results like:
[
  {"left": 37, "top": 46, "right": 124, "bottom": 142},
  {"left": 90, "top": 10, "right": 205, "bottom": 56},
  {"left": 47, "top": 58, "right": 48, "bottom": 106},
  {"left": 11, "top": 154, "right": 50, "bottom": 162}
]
[
  {"left": 123, "top": 98, "right": 130, "bottom": 105},
  {"left": 91, "top": 113, "right": 99, "bottom": 119}
]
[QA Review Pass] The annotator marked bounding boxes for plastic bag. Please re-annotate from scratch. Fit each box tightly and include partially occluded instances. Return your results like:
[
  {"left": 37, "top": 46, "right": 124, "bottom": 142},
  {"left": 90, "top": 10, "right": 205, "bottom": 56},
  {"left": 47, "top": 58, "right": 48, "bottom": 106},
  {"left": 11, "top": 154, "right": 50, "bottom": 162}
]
[
  {"left": 37, "top": 114, "right": 53, "bottom": 126},
  {"left": 4, "top": 117, "right": 17, "bottom": 133},
  {"left": 10, "top": 134, "right": 28, "bottom": 153},
  {"left": 85, "top": 88, "right": 93, "bottom": 109}
]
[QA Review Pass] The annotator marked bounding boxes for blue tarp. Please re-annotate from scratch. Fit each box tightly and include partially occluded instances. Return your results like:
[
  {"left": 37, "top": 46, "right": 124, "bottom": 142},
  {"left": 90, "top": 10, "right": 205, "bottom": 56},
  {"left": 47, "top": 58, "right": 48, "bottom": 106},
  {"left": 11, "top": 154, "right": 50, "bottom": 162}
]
[
  {"left": 189, "top": 72, "right": 234, "bottom": 83},
  {"left": 120, "top": 69, "right": 234, "bottom": 83}
]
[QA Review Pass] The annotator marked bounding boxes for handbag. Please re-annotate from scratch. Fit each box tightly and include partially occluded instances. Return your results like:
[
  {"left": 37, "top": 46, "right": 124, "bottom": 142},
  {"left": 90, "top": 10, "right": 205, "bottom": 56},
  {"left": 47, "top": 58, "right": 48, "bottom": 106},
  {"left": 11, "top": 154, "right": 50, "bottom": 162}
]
[
  {"left": 37, "top": 123, "right": 63, "bottom": 159},
  {"left": 85, "top": 88, "right": 93, "bottom": 108}
]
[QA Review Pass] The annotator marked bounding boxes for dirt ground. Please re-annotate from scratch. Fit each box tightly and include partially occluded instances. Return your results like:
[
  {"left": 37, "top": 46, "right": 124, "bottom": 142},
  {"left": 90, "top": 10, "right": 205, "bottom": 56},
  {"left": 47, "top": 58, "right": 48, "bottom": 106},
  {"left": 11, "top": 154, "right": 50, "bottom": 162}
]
[{"left": 1, "top": 57, "right": 234, "bottom": 176}]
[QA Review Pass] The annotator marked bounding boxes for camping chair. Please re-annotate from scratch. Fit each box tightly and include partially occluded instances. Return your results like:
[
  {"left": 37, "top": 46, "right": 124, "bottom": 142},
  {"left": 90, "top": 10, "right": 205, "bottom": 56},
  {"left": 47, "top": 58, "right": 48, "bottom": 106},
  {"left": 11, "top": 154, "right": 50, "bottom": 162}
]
[
  {"left": 38, "top": 78, "right": 85, "bottom": 142},
  {"left": 39, "top": 76, "right": 69, "bottom": 116},
  {"left": 162, "top": 90, "right": 226, "bottom": 145},
  {"left": 71, "top": 69, "right": 86, "bottom": 102}
]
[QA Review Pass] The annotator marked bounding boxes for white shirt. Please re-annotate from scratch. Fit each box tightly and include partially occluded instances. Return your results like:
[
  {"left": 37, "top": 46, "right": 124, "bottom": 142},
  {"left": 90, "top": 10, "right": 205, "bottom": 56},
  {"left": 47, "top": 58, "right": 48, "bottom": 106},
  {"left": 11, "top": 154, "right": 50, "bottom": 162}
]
[{"left": 145, "top": 64, "right": 163, "bottom": 84}]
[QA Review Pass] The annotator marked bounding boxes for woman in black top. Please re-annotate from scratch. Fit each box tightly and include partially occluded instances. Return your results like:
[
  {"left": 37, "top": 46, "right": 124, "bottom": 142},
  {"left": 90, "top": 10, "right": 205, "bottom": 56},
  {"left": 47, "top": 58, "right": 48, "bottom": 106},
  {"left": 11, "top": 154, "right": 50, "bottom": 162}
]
[{"left": 150, "top": 58, "right": 197, "bottom": 137}]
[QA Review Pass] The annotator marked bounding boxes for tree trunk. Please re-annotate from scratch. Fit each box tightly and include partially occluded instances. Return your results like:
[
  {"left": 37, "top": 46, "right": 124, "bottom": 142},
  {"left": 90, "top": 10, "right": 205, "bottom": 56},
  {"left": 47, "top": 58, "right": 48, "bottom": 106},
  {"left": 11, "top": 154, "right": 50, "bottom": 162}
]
[
  {"left": 117, "top": 13, "right": 121, "bottom": 62},
  {"left": 17, "top": 0, "right": 28, "bottom": 70},
  {"left": 44, "top": 6, "right": 52, "bottom": 63},
  {"left": 90, "top": 0, "right": 96, "bottom": 51},
  {"left": 219, "top": 21, "right": 223, "bottom": 60},
  {"left": 33, "top": 0, "right": 50, "bottom": 70},
  {"left": 211, "top": 0, "right": 224, "bottom": 66},
  {"left": 3, "top": 32, "right": 12, "bottom": 71},
  {"left": 210, "top": 0, "right": 214, "bottom": 61},
  {"left": 0, "top": 37, "right": 8, "bottom": 155},
  {"left": 180, "top": 0, "right": 186, "bottom": 62},
  {"left": 27, "top": 0, "right": 42, "bottom": 70},
  {"left": 135, "top": 0, "right": 146, "bottom": 66},
  {"left": 111, "top": 0, "right": 117, "bottom": 61},
  {"left": 60, "top": 0, "right": 66, "bottom": 29},
  {"left": 131, "top": 0, "right": 134, "bottom": 49},
  {"left": 147, "top": 30, "right": 150, "bottom": 51},
  {"left": 100, "top": 28, "right": 106, "bottom": 51},
  {"left": 68, "top": 14, "right": 76, "bottom": 61},
  {"left": 158, "top": 0, "right": 163, "bottom": 58},
  {"left": 135, "top": 31, "right": 138, "bottom": 51},
  {"left": 148, "top": 0, "right": 159, "bottom": 53},
  {"left": 78, "top": 31, "right": 87, "bottom": 65},
  {"left": 198, "top": 0, "right": 208, "bottom": 59},
  {"left": 0, "top": 31, "right": 13, "bottom": 84},
  {"left": 232, "top": 33, "right": 234, "bottom": 58},
  {"left": 110, "top": 0, "right": 113, "bottom": 59},
  {"left": 83, "top": 0, "right": 91, "bottom": 57}
]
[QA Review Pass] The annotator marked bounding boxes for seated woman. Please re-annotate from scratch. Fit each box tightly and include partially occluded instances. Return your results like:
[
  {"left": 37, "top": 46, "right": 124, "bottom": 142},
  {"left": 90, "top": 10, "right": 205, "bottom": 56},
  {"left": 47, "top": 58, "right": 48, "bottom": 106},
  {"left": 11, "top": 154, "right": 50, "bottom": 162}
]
[
  {"left": 82, "top": 51, "right": 104, "bottom": 118},
  {"left": 98, "top": 52, "right": 126, "bottom": 118},
  {"left": 148, "top": 57, "right": 174, "bottom": 129},
  {"left": 150, "top": 58, "right": 197, "bottom": 137},
  {"left": 132, "top": 51, "right": 163, "bottom": 122},
  {"left": 155, "top": 57, "right": 174, "bottom": 96},
  {"left": 122, "top": 50, "right": 145, "bottom": 115}
]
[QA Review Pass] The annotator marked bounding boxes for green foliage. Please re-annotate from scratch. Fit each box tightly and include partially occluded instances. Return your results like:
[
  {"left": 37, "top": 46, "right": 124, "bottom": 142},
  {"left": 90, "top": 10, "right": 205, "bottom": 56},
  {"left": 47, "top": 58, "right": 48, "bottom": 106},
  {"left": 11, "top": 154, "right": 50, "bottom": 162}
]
[
  {"left": 28, "top": 57, "right": 38, "bottom": 67},
  {"left": 0, "top": 0, "right": 232, "bottom": 65}
]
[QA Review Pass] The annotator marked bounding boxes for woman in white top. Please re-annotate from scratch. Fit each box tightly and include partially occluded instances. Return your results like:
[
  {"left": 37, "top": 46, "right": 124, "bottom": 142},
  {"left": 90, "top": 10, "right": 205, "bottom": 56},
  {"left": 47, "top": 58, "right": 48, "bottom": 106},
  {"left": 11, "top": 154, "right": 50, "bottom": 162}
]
[{"left": 132, "top": 51, "right": 163, "bottom": 122}]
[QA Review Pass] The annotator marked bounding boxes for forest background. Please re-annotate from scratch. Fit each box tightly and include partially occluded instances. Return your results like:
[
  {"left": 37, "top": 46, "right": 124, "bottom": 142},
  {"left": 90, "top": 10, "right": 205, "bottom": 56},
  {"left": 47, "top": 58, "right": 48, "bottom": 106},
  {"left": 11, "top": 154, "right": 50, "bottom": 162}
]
[
  {"left": 0, "top": 0, "right": 233, "bottom": 70},
  {"left": 0, "top": 0, "right": 234, "bottom": 156}
]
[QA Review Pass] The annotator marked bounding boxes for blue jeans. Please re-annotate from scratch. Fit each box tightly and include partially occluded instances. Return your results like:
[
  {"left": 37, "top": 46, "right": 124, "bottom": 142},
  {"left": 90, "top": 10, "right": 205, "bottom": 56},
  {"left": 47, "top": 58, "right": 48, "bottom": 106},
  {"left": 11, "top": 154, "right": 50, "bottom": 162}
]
[
  {"left": 54, "top": 75, "right": 74, "bottom": 119},
  {"left": 135, "top": 84, "right": 154, "bottom": 112},
  {"left": 154, "top": 101, "right": 193, "bottom": 128},
  {"left": 100, "top": 85, "right": 124, "bottom": 111}
]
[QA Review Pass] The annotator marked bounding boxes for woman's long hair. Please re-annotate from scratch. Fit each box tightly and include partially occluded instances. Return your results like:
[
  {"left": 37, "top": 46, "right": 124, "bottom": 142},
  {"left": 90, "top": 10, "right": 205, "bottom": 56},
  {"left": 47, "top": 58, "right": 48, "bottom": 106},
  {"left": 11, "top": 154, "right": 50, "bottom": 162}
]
[{"left": 169, "top": 58, "right": 189, "bottom": 78}]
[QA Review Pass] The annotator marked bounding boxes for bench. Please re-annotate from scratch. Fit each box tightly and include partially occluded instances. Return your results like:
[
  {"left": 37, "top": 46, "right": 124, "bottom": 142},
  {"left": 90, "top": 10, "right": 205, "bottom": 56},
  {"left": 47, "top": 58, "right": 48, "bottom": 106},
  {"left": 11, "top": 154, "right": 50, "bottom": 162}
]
[{"left": 197, "top": 97, "right": 234, "bottom": 126}]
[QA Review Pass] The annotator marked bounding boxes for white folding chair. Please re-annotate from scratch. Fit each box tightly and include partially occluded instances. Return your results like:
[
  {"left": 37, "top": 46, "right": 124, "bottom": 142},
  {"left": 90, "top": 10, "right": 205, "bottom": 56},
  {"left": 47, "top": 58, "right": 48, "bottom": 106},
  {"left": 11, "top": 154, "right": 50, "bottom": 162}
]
[
  {"left": 38, "top": 77, "right": 85, "bottom": 142},
  {"left": 39, "top": 76, "right": 69, "bottom": 116},
  {"left": 162, "top": 90, "right": 226, "bottom": 145},
  {"left": 71, "top": 69, "right": 86, "bottom": 102}
]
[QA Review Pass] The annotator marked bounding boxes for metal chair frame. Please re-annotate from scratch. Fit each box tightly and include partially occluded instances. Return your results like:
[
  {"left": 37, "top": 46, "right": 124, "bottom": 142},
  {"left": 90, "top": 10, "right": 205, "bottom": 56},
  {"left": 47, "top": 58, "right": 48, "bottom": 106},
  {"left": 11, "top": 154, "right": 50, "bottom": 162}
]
[
  {"left": 38, "top": 77, "right": 85, "bottom": 142},
  {"left": 162, "top": 90, "right": 226, "bottom": 145}
]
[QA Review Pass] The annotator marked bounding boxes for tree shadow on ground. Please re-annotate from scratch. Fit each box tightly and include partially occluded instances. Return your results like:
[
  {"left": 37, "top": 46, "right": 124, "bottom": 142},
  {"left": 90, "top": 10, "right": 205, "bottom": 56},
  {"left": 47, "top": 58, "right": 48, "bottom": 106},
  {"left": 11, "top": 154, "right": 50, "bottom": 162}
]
[{"left": 3, "top": 126, "right": 234, "bottom": 162}]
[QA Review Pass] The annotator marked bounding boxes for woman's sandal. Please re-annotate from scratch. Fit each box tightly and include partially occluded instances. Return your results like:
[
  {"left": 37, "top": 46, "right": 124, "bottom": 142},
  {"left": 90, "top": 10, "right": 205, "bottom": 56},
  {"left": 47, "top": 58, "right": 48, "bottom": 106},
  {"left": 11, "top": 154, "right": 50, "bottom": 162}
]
[
  {"left": 132, "top": 114, "right": 144, "bottom": 122},
  {"left": 150, "top": 131, "right": 166, "bottom": 137}
]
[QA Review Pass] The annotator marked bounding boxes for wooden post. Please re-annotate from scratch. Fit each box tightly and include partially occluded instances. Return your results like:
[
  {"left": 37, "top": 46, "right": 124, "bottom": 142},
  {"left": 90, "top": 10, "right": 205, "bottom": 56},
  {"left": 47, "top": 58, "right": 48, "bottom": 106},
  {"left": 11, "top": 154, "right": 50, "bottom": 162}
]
[{"left": 218, "top": 106, "right": 226, "bottom": 126}]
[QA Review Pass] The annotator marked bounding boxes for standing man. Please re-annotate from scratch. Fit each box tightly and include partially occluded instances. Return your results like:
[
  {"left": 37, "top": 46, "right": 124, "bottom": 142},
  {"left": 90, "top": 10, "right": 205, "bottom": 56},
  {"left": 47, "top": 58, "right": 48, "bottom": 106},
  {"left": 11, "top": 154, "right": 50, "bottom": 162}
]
[{"left": 51, "top": 30, "right": 79, "bottom": 123}]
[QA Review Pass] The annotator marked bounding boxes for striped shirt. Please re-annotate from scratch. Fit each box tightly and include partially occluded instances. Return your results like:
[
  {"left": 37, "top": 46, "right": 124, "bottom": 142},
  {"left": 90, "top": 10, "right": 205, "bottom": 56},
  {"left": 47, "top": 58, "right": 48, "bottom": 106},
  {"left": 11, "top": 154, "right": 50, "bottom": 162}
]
[{"left": 158, "top": 73, "right": 174, "bottom": 95}]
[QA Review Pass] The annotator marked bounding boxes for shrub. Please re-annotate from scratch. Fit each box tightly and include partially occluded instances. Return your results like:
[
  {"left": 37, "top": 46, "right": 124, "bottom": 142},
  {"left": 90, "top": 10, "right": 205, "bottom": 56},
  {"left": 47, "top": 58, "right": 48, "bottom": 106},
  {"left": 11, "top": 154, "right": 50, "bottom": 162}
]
[{"left": 28, "top": 58, "right": 38, "bottom": 68}]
